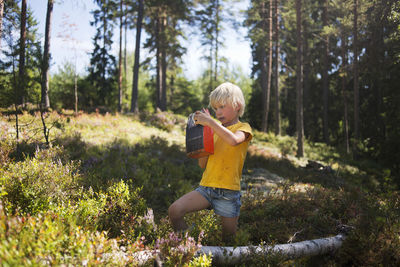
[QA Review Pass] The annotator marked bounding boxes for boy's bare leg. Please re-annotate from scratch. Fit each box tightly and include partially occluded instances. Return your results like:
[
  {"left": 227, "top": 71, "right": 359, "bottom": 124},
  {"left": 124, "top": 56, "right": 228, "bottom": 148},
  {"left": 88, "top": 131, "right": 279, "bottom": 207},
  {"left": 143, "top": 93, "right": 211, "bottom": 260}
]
[
  {"left": 168, "top": 191, "right": 210, "bottom": 231},
  {"left": 221, "top": 216, "right": 238, "bottom": 244}
]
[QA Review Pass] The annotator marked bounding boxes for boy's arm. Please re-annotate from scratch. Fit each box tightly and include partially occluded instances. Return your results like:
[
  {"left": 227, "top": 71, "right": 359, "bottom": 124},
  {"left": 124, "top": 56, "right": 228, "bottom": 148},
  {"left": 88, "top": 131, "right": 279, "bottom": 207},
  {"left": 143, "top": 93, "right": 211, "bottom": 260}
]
[
  {"left": 198, "top": 156, "right": 208, "bottom": 169},
  {"left": 195, "top": 111, "right": 249, "bottom": 146},
  {"left": 207, "top": 119, "right": 248, "bottom": 146}
]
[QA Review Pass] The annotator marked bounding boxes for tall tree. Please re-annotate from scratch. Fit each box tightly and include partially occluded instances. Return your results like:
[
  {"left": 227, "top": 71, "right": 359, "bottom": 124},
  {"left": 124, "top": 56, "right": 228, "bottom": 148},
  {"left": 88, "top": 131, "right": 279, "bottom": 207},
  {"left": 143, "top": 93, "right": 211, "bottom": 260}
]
[
  {"left": 0, "top": 0, "right": 4, "bottom": 50},
  {"left": 340, "top": 24, "right": 350, "bottom": 154},
  {"left": 352, "top": 0, "right": 359, "bottom": 155},
  {"left": 144, "top": 0, "right": 190, "bottom": 111},
  {"left": 261, "top": 0, "right": 273, "bottom": 132},
  {"left": 196, "top": 0, "right": 226, "bottom": 99},
  {"left": 321, "top": 0, "right": 329, "bottom": 143},
  {"left": 274, "top": 0, "right": 280, "bottom": 136},
  {"left": 57, "top": 13, "right": 81, "bottom": 114},
  {"left": 245, "top": 0, "right": 272, "bottom": 130},
  {"left": 41, "top": 0, "right": 53, "bottom": 109},
  {"left": 117, "top": 0, "right": 123, "bottom": 112},
  {"left": 156, "top": 7, "right": 167, "bottom": 111},
  {"left": 131, "top": 0, "right": 143, "bottom": 114},
  {"left": 18, "top": 0, "right": 27, "bottom": 105},
  {"left": 88, "top": 0, "right": 117, "bottom": 108},
  {"left": 296, "top": 0, "right": 304, "bottom": 157}
]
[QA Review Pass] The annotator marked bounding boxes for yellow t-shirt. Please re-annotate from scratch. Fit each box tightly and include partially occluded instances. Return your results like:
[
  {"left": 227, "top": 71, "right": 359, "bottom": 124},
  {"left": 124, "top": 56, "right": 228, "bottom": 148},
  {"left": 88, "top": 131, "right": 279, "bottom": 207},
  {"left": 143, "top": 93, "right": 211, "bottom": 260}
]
[{"left": 199, "top": 121, "right": 252, "bottom": 190}]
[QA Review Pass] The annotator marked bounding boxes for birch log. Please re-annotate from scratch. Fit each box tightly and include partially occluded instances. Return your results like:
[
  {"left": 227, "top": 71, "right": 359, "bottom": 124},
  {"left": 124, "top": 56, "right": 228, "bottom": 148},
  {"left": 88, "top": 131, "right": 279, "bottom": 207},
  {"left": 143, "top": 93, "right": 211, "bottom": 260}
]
[
  {"left": 131, "top": 233, "right": 346, "bottom": 266},
  {"left": 196, "top": 233, "right": 346, "bottom": 265}
]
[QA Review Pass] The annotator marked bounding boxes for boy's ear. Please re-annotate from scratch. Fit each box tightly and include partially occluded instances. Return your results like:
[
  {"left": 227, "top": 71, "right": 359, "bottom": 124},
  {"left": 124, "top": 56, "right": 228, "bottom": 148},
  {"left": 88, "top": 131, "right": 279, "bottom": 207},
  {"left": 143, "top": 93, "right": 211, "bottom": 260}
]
[{"left": 235, "top": 104, "right": 241, "bottom": 112}]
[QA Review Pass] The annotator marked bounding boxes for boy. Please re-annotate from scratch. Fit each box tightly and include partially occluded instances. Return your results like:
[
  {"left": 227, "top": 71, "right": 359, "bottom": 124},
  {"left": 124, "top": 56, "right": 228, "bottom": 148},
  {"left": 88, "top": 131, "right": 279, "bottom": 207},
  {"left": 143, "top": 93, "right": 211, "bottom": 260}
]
[{"left": 168, "top": 82, "right": 252, "bottom": 242}]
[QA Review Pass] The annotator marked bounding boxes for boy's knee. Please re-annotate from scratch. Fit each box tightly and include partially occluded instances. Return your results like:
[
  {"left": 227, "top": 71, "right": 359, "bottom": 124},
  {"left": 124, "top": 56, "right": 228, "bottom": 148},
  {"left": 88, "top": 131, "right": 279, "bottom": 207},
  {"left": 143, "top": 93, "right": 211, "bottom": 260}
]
[{"left": 168, "top": 202, "right": 183, "bottom": 219}]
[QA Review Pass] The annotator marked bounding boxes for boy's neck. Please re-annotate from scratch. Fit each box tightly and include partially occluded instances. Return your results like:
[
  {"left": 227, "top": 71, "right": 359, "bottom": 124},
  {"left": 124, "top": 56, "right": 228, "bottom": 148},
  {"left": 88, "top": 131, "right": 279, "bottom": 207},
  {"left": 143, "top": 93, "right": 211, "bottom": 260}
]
[{"left": 223, "top": 118, "right": 239, "bottom": 127}]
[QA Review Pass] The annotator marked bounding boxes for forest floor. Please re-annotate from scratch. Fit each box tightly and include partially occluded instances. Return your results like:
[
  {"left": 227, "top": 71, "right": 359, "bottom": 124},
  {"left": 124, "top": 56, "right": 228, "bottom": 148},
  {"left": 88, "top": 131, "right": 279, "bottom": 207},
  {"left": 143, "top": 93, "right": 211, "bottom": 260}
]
[{"left": 0, "top": 109, "right": 399, "bottom": 266}]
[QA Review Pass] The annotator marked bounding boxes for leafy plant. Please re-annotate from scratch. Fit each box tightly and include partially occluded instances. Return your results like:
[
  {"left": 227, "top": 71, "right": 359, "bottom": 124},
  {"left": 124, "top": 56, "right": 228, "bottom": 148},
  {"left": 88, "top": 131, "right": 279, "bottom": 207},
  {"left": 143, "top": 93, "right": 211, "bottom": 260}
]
[
  {"left": 1, "top": 147, "right": 81, "bottom": 215},
  {"left": 155, "top": 231, "right": 204, "bottom": 267}
]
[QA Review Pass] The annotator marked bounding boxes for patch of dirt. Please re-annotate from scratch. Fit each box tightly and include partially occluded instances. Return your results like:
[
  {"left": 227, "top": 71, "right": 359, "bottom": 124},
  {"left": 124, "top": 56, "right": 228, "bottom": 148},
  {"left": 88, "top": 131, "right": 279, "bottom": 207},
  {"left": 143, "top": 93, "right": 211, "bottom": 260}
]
[{"left": 241, "top": 168, "right": 287, "bottom": 196}]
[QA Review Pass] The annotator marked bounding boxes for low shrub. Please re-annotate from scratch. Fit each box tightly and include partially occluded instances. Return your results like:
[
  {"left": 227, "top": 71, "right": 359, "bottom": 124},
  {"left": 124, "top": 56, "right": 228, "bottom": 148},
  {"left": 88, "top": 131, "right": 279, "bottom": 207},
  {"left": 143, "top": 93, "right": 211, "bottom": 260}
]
[
  {"left": 0, "top": 147, "right": 81, "bottom": 215},
  {"left": 81, "top": 137, "right": 201, "bottom": 214},
  {"left": 155, "top": 231, "right": 206, "bottom": 267},
  {"left": 335, "top": 191, "right": 400, "bottom": 266},
  {"left": 96, "top": 181, "right": 149, "bottom": 239},
  {"left": 240, "top": 185, "right": 361, "bottom": 245},
  {"left": 141, "top": 110, "right": 186, "bottom": 132},
  {"left": 0, "top": 204, "right": 152, "bottom": 266}
]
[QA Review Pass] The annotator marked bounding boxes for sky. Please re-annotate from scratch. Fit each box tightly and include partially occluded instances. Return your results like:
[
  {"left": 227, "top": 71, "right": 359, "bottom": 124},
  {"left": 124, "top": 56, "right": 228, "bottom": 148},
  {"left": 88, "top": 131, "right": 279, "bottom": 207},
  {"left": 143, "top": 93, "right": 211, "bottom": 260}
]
[{"left": 30, "top": 0, "right": 252, "bottom": 80}]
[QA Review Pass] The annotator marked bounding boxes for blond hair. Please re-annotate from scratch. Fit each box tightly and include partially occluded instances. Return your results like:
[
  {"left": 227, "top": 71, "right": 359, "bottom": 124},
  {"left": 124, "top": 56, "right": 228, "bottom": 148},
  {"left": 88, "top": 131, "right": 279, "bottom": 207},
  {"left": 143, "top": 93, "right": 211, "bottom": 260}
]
[{"left": 209, "top": 82, "right": 245, "bottom": 117}]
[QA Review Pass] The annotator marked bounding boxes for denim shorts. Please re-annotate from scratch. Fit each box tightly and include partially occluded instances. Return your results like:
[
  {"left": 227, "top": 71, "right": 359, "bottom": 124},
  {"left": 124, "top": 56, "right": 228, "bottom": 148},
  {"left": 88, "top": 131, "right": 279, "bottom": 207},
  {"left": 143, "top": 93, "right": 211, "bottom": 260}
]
[{"left": 195, "top": 186, "right": 242, "bottom": 218}]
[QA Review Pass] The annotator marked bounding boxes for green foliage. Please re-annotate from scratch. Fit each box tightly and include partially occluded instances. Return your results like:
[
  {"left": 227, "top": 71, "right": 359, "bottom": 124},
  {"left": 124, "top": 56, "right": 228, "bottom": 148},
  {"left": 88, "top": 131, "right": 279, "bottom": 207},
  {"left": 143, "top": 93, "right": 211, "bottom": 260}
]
[
  {"left": 155, "top": 231, "right": 204, "bottom": 267},
  {"left": 169, "top": 77, "right": 203, "bottom": 116},
  {"left": 0, "top": 204, "right": 151, "bottom": 266},
  {"left": 0, "top": 147, "right": 81, "bottom": 215},
  {"left": 187, "top": 253, "right": 212, "bottom": 267},
  {"left": 96, "top": 181, "right": 149, "bottom": 239},
  {"left": 140, "top": 109, "right": 186, "bottom": 132},
  {"left": 49, "top": 62, "right": 78, "bottom": 111},
  {"left": 1, "top": 112, "right": 399, "bottom": 266},
  {"left": 335, "top": 191, "right": 400, "bottom": 266},
  {"left": 78, "top": 134, "right": 200, "bottom": 214},
  {"left": 185, "top": 210, "right": 222, "bottom": 245}
]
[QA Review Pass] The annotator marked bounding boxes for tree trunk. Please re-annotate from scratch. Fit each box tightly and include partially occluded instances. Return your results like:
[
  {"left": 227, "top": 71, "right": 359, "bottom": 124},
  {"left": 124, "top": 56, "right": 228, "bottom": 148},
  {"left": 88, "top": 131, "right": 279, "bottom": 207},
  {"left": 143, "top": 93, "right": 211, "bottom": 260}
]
[
  {"left": 0, "top": 0, "right": 4, "bottom": 50},
  {"left": 117, "top": 0, "right": 123, "bottom": 113},
  {"left": 74, "top": 73, "right": 78, "bottom": 115},
  {"left": 123, "top": 2, "right": 127, "bottom": 91},
  {"left": 302, "top": 20, "right": 310, "bottom": 133},
  {"left": 341, "top": 27, "right": 350, "bottom": 154},
  {"left": 266, "top": 0, "right": 273, "bottom": 131},
  {"left": 322, "top": 0, "right": 329, "bottom": 143},
  {"left": 157, "top": 7, "right": 167, "bottom": 111},
  {"left": 198, "top": 233, "right": 346, "bottom": 265},
  {"left": 261, "top": 1, "right": 271, "bottom": 133},
  {"left": 156, "top": 14, "right": 161, "bottom": 110},
  {"left": 214, "top": 0, "right": 220, "bottom": 82},
  {"left": 160, "top": 13, "right": 167, "bottom": 111},
  {"left": 155, "top": 11, "right": 167, "bottom": 111},
  {"left": 296, "top": 0, "right": 304, "bottom": 158},
  {"left": 133, "top": 232, "right": 348, "bottom": 266},
  {"left": 274, "top": 0, "right": 280, "bottom": 136},
  {"left": 41, "top": 0, "right": 53, "bottom": 109},
  {"left": 18, "top": 0, "right": 27, "bottom": 106},
  {"left": 131, "top": 0, "right": 143, "bottom": 114},
  {"left": 352, "top": 0, "right": 359, "bottom": 156}
]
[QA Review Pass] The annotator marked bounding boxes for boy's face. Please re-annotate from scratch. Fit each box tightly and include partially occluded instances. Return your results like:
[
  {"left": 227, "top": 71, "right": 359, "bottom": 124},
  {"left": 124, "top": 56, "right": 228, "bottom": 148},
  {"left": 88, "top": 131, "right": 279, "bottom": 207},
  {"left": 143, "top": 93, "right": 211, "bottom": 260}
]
[{"left": 212, "top": 102, "right": 240, "bottom": 127}]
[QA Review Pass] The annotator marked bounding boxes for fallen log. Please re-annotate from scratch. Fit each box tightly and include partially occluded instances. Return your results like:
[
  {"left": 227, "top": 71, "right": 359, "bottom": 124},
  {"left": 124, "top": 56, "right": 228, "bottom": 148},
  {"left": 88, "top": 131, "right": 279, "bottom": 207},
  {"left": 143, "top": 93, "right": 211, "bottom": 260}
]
[
  {"left": 134, "top": 226, "right": 353, "bottom": 266},
  {"left": 197, "top": 233, "right": 346, "bottom": 265}
]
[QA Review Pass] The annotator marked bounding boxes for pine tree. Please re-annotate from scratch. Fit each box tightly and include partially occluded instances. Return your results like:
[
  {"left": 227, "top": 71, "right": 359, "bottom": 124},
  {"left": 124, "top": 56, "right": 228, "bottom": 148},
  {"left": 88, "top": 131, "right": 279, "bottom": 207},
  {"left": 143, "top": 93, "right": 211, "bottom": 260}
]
[
  {"left": 131, "top": 0, "right": 143, "bottom": 114},
  {"left": 0, "top": 0, "right": 4, "bottom": 50},
  {"left": 144, "top": 0, "right": 191, "bottom": 111},
  {"left": 41, "top": 0, "right": 53, "bottom": 109},
  {"left": 296, "top": 0, "right": 304, "bottom": 157},
  {"left": 88, "top": 0, "right": 117, "bottom": 109},
  {"left": 18, "top": 0, "right": 26, "bottom": 105}
]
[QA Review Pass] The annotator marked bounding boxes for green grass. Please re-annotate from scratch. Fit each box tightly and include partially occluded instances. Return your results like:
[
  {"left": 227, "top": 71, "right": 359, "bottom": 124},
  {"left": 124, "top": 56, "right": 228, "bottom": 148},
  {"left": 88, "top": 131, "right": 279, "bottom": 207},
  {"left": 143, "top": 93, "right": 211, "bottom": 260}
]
[{"left": 0, "top": 110, "right": 399, "bottom": 266}]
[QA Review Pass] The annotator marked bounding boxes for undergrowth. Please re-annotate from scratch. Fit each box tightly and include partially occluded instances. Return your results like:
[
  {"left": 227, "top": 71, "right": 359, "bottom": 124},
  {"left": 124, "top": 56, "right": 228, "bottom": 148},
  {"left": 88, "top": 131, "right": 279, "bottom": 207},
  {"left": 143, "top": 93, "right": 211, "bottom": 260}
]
[{"left": 0, "top": 110, "right": 399, "bottom": 266}]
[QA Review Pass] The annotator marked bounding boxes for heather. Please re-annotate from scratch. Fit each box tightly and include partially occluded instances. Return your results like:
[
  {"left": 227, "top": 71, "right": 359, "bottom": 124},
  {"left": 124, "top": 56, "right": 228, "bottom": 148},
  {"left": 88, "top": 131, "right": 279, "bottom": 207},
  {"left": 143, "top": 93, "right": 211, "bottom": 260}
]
[{"left": 0, "top": 110, "right": 399, "bottom": 266}]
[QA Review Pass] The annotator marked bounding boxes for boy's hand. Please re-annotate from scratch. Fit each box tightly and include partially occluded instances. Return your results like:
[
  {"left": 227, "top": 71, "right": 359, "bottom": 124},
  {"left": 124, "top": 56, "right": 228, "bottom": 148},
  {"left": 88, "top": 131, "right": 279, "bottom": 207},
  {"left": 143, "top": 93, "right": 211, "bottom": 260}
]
[{"left": 194, "top": 108, "right": 211, "bottom": 126}]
